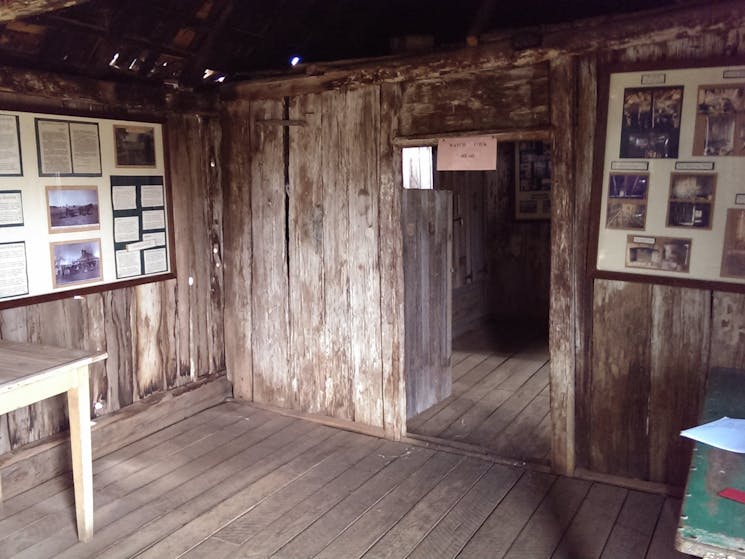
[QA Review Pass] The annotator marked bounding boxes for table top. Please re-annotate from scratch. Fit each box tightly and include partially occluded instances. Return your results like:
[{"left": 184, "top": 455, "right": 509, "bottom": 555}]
[
  {"left": 0, "top": 340, "right": 107, "bottom": 394},
  {"left": 678, "top": 367, "right": 745, "bottom": 558}
]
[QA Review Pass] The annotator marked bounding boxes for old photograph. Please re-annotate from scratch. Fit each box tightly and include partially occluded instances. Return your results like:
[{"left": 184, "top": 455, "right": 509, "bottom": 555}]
[
  {"left": 620, "top": 86, "right": 683, "bottom": 159},
  {"left": 606, "top": 173, "right": 648, "bottom": 229},
  {"left": 51, "top": 238, "right": 102, "bottom": 288},
  {"left": 721, "top": 208, "right": 745, "bottom": 278},
  {"left": 693, "top": 84, "right": 745, "bottom": 156},
  {"left": 114, "top": 124, "right": 156, "bottom": 167},
  {"left": 626, "top": 235, "right": 691, "bottom": 272},
  {"left": 667, "top": 173, "right": 716, "bottom": 229},
  {"left": 46, "top": 186, "right": 99, "bottom": 233}
]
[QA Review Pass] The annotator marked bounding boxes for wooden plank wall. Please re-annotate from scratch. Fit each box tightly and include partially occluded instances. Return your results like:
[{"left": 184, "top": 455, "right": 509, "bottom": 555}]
[
  {"left": 225, "top": 66, "right": 553, "bottom": 431},
  {"left": 402, "top": 189, "right": 452, "bottom": 418},
  {"left": 568, "top": 26, "right": 745, "bottom": 486},
  {"left": 0, "top": 109, "right": 226, "bottom": 455},
  {"left": 225, "top": 87, "right": 389, "bottom": 428}
]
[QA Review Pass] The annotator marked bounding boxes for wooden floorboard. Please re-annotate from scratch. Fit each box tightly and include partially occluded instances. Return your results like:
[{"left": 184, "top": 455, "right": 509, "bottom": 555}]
[
  {"left": 2, "top": 401, "right": 692, "bottom": 559},
  {"left": 408, "top": 325, "right": 551, "bottom": 463}
]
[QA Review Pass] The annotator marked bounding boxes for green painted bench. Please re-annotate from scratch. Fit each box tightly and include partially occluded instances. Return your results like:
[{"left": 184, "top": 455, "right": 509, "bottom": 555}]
[{"left": 677, "top": 367, "right": 745, "bottom": 558}]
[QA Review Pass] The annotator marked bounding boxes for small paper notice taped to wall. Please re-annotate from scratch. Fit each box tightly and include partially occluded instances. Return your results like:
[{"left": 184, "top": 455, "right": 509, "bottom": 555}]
[{"left": 436, "top": 135, "right": 497, "bottom": 171}]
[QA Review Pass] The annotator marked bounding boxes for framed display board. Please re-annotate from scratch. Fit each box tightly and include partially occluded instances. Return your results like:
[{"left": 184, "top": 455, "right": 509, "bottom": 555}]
[
  {"left": 0, "top": 108, "right": 173, "bottom": 308},
  {"left": 592, "top": 61, "right": 745, "bottom": 291},
  {"left": 515, "top": 140, "right": 551, "bottom": 220}
]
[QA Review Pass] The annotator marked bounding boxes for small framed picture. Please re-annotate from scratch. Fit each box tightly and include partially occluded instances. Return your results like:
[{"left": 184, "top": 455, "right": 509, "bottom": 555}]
[
  {"left": 667, "top": 172, "right": 717, "bottom": 229},
  {"left": 620, "top": 86, "right": 683, "bottom": 159},
  {"left": 50, "top": 238, "right": 102, "bottom": 288},
  {"left": 693, "top": 84, "right": 745, "bottom": 156},
  {"left": 515, "top": 140, "right": 552, "bottom": 220},
  {"left": 46, "top": 185, "right": 100, "bottom": 233},
  {"left": 114, "top": 124, "right": 156, "bottom": 167},
  {"left": 606, "top": 173, "right": 648, "bottom": 229}
]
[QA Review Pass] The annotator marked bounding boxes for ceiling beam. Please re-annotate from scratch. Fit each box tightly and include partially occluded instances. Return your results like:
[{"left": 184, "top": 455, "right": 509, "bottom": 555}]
[{"left": 0, "top": 0, "right": 91, "bottom": 22}]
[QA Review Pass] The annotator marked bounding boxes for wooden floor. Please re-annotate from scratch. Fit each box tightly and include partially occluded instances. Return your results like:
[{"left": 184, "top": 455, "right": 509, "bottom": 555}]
[
  {"left": 0, "top": 401, "right": 691, "bottom": 559},
  {"left": 408, "top": 324, "right": 551, "bottom": 463}
]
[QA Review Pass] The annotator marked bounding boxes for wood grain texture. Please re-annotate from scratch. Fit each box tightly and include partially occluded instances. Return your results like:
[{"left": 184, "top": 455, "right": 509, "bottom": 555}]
[
  {"left": 346, "top": 86, "right": 384, "bottom": 427},
  {"left": 589, "top": 280, "right": 652, "bottom": 479},
  {"left": 222, "top": 99, "right": 254, "bottom": 400},
  {"left": 710, "top": 292, "right": 745, "bottom": 370},
  {"left": 549, "top": 55, "right": 577, "bottom": 476},
  {"left": 399, "top": 65, "right": 549, "bottom": 137},
  {"left": 379, "top": 82, "right": 406, "bottom": 438},
  {"left": 648, "top": 286, "right": 709, "bottom": 486},
  {"left": 403, "top": 190, "right": 452, "bottom": 419},
  {"left": 250, "top": 98, "right": 290, "bottom": 409},
  {"left": 288, "top": 92, "right": 326, "bottom": 413}
]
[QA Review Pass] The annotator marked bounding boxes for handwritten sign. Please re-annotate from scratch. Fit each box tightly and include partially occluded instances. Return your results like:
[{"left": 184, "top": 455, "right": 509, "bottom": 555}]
[{"left": 436, "top": 135, "right": 497, "bottom": 171}]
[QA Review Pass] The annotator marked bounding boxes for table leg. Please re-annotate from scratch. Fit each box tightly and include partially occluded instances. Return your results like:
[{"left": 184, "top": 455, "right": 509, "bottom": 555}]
[{"left": 67, "top": 365, "right": 93, "bottom": 542}]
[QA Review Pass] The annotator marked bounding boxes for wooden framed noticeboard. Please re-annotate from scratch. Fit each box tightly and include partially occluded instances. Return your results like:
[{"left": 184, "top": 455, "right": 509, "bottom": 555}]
[
  {"left": 592, "top": 61, "right": 745, "bottom": 292},
  {"left": 0, "top": 108, "right": 173, "bottom": 308}
]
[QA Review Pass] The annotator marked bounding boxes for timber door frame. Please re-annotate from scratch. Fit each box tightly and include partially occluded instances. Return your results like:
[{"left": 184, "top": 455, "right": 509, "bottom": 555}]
[{"left": 392, "top": 128, "right": 571, "bottom": 473}]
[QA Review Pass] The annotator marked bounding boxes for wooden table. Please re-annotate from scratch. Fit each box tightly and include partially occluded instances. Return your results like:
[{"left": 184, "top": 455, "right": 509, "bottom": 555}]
[
  {"left": 677, "top": 367, "right": 745, "bottom": 558},
  {"left": 0, "top": 341, "right": 107, "bottom": 542}
]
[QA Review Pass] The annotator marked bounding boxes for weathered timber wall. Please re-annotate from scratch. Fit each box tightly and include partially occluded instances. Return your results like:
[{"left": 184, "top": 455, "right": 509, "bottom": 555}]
[
  {"left": 0, "top": 85, "right": 225, "bottom": 455},
  {"left": 566, "top": 19, "right": 745, "bottom": 486},
  {"left": 224, "top": 87, "right": 389, "bottom": 427}
]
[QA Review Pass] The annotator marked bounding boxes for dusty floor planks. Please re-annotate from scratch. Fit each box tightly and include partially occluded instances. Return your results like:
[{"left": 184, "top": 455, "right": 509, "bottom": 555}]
[
  {"left": 0, "top": 400, "right": 691, "bottom": 559},
  {"left": 407, "top": 322, "right": 551, "bottom": 463}
]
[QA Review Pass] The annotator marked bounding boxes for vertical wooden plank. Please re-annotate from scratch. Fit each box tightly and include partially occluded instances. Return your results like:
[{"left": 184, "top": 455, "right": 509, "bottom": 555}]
[
  {"left": 167, "top": 114, "right": 197, "bottom": 382},
  {"left": 0, "top": 306, "right": 28, "bottom": 454},
  {"left": 574, "top": 54, "right": 598, "bottom": 475},
  {"left": 222, "top": 99, "right": 253, "bottom": 400},
  {"left": 103, "top": 287, "right": 134, "bottom": 409},
  {"left": 403, "top": 190, "right": 452, "bottom": 419},
  {"left": 346, "top": 86, "right": 384, "bottom": 427},
  {"left": 132, "top": 282, "right": 166, "bottom": 399},
  {"left": 321, "top": 89, "right": 353, "bottom": 419},
  {"left": 649, "top": 286, "right": 710, "bottom": 486},
  {"left": 204, "top": 117, "right": 226, "bottom": 376},
  {"left": 79, "top": 293, "right": 108, "bottom": 416},
  {"left": 549, "top": 54, "right": 577, "bottom": 476},
  {"left": 289, "top": 92, "right": 326, "bottom": 413},
  {"left": 710, "top": 292, "right": 745, "bottom": 369},
  {"left": 590, "top": 279, "right": 652, "bottom": 479},
  {"left": 251, "top": 98, "right": 290, "bottom": 409},
  {"left": 379, "top": 82, "right": 406, "bottom": 438}
]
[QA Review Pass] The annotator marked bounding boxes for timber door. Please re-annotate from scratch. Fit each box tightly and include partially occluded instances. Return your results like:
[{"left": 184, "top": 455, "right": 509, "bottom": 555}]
[{"left": 402, "top": 189, "right": 453, "bottom": 419}]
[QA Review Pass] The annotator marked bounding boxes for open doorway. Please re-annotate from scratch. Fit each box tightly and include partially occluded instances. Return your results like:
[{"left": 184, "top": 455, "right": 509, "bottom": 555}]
[{"left": 404, "top": 139, "right": 552, "bottom": 465}]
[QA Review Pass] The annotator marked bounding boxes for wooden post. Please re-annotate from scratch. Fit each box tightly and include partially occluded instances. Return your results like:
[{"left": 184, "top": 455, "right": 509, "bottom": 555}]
[
  {"left": 66, "top": 365, "right": 93, "bottom": 542},
  {"left": 549, "top": 55, "right": 577, "bottom": 476}
]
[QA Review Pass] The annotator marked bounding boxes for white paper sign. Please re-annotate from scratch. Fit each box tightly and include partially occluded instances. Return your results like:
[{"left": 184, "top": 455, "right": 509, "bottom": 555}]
[
  {"left": 436, "top": 136, "right": 497, "bottom": 171},
  {"left": 115, "top": 249, "right": 141, "bottom": 278},
  {"left": 143, "top": 247, "right": 167, "bottom": 274},
  {"left": 114, "top": 216, "right": 140, "bottom": 243},
  {"left": 142, "top": 209, "right": 165, "bottom": 230},
  {"left": 141, "top": 184, "right": 164, "bottom": 208}
]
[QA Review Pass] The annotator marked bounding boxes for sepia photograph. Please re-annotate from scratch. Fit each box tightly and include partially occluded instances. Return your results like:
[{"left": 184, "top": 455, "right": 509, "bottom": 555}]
[
  {"left": 46, "top": 186, "right": 99, "bottom": 233},
  {"left": 51, "top": 238, "right": 102, "bottom": 288},
  {"left": 693, "top": 84, "right": 745, "bottom": 156},
  {"left": 626, "top": 235, "right": 691, "bottom": 272},
  {"left": 620, "top": 86, "right": 683, "bottom": 159},
  {"left": 721, "top": 208, "right": 745, "bottom": 278},
  {"left": 606, "top": 173, "right": 648, "bottom": 229},
  {"left": 114, "top": 124, "right": 156, "bottom": 167},
  {"left": 667, "top": 172, "right": 717, "bottom": 229}
]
